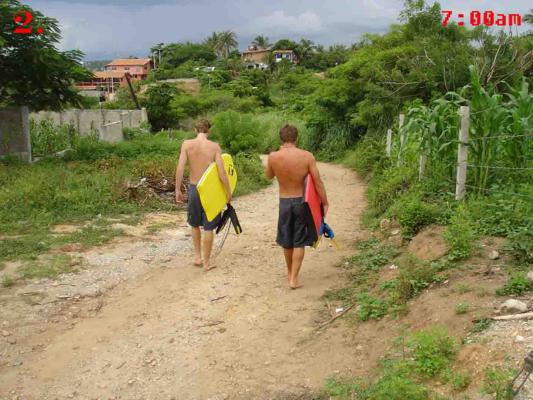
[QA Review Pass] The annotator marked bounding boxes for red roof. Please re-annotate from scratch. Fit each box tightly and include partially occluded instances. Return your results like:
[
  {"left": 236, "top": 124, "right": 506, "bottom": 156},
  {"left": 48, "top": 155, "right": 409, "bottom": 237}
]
[
  {"left": 94, "top": 71, "right": 126, "bottom": 79},
  {"left": 106, "top": 58, "right": 152, "bottom": 67}
]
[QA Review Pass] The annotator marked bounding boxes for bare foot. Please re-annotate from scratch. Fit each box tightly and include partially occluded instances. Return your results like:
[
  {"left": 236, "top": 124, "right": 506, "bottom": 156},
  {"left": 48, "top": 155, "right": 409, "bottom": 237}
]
[
  {"left": 289, "top": 282, "right": 303, "bottom": 290},
  {"left": 193, "top": 258, "right": 203, "bottom": 267},
  {"left": 204, "top": 262, "right": 216, "bottom": 272}
]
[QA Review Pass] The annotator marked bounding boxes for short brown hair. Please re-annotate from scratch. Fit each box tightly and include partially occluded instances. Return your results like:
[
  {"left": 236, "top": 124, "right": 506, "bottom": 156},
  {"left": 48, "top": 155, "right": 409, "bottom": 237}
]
[
  {"left": 195, "top": 119, "right": 211, "bottom": 134},
  {"left": 279, "top": 124, "right": 298, "bottom": 143}
]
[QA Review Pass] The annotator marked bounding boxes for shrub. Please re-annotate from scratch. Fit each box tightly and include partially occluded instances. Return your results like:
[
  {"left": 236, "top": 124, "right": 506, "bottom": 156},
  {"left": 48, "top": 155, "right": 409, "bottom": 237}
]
[
  {"left": 233, "top": 153, "right": 269, "bottom": 197},
  {"left": 389, "top": 193, "right": 440, "bottom": 237},
  {"left": 406, "top": 328, "right": 458, "bottom": 378},
  {"left": 368, "top": 373, "right": 429, "bottom": 400},
  {"left": 30, "top": 120, "right": 79, "bottom": 157},
  {"left": 212, "top": 111, "right": 261, "bottom": 154},
  {"left": 443, "top": 204, "right": 476, "bottom": 260},
  {"left": 455, "top": 302, "right": 470, "bottom": 315},
  {"left": 496, "top": 272, "right": 532, "bottom": 296},
  {"left": 506, "top": 227, "right": 533, "bottom": 265},
  {"left": 481, "top": 368, "right": 514, "bottom": 400},
  {"left": 367, "top": 167, "right": 415, "bottom": 215},
  {"left": 342, "top": 135, "right": 388, "bottom": 179},
  {"left": 357, "top": 293, "right": 389, "bottom": 321},
  {"left": 144, "top": 83, "right": 181, "bottom": 130},
  {"left": 394, "top": 256, "right": 440, "bottom": 304}
]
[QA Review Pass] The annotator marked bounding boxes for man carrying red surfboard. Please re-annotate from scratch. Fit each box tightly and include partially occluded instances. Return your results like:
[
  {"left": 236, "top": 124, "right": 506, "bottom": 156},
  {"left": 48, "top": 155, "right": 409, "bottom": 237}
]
[
  {"left": 175, "top": 119, "right": 232, "bottom": 271},
  {"left": 266, "top": 124, "right": 329, "bottom": 289}
]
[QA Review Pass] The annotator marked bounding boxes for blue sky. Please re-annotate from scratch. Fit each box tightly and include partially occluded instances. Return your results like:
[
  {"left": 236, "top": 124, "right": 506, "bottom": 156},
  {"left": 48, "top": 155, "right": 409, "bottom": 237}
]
[{"left": 24, "top": 0, "right": 532, "bottom": 61}]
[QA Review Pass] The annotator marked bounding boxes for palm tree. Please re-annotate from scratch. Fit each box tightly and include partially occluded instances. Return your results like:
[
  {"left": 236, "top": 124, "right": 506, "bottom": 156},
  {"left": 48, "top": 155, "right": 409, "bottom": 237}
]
[
  {"left": 252, "top": 35, "right": 271, "bottom": 49},
  {"left": 216, "top": 30, "right": 238, "bottom": 59},
  {"left": 204, "top": 32, "right": 220, "bottom": 50},
  {"left": 525, "top": 9, "right": 533, "bottom": 25}
]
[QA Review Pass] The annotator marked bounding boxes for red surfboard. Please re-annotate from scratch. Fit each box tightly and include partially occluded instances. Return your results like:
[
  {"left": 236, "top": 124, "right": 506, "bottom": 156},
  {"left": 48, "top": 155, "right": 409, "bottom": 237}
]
[{"left": 304, "top": 173, "right": 323, "bottom": 239}]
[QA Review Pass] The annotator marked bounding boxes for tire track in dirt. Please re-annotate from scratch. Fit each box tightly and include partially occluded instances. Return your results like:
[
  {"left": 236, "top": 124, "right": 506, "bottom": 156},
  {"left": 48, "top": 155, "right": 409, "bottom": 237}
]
[{"left": 0, "top": 162, "right": 368, "bottom": 400}]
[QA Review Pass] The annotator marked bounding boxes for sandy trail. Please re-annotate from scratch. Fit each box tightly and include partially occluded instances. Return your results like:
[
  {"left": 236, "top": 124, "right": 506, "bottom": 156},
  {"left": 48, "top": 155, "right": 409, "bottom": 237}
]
[{"left": 0, "top": 162, "right": 367, "bottom": 400}]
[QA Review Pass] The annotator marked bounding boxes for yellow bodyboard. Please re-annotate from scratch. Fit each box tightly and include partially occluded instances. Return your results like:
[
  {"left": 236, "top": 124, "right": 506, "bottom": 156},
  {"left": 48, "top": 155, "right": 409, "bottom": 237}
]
[{"left": 197, "top": 154, "right": 237, "bottom": 222}]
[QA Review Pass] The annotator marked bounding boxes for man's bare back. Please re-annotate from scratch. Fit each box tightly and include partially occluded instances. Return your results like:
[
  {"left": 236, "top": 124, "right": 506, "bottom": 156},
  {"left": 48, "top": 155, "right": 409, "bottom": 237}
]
[
  {"left": 267, "top": 147, "right": 313, "bottom": 198},
  {"left": 181, "top": 136, "right": 220, "bottom": 184}
]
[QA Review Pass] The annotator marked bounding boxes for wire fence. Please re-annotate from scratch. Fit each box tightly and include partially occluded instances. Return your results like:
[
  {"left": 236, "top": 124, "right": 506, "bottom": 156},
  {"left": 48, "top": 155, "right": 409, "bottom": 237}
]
[{"left": 387, "top": 106, "right": 532, "bottom": 201}]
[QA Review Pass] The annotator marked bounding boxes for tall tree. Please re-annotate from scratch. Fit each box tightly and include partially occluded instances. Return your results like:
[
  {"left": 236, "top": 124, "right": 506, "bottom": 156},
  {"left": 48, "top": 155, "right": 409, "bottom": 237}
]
[
  {"left": 252, "top": 35, "right": 271, "bottom": 49},
  {"left": 525, "top": 10, "right": 533, "bottom": 24},
  {"left": 0, "top": 0, "right": 92, "bottom": 110},
  {"left": 204, "top": 32, "right": 220, "bottom": 52},
  {"left": 216, "top": 30, "right": 238, "bottom": 59}
]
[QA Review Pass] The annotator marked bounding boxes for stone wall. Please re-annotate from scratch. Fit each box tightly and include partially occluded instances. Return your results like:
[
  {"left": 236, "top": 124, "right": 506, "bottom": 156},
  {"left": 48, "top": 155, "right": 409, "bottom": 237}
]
[{"left": 0, "top": 107, "right": 31, "bottom": 162}]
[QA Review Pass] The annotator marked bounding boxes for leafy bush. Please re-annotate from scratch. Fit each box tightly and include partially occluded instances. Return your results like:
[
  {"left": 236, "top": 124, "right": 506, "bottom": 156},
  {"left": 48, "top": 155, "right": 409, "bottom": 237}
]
[
  {"left": 406, "top": 328, "right": 458, "bottom": 378},
  {"left": 506, "top": 227, "right": 533, "bottom": 265},
  {"left": 455, "top": 302, "right": 470, "bottom": 315},
  {"left": 389, "top": 192, "right": 441, "bottom": 237},
  {"left": 30, "top": 120, "right": 79, "bottom": 157},
  {"left": 443, "top": 204, "right": 476, "bottom": 260},
  {"left": 357, "top": 293, "right": 389, "bottom": 321},
  {"left": 233, "top": 153, "right": 270, "bottom": 197},
  {"left": 367, "top": 167, "right": 415, "bottom": 215},
  {"left": 367, "top": 373, "right": 429, "bottom": 400},
  {"left": 347, "top": 242, "right": 399, "bottom": 272},
  {"left": 394, "top": 256, "right": 441, "bottom": 304},
  {"left": 144, "top": 83, "right": 181, "bottom": 130},
  {"left": 342, "top": 135, "right": 388, "bottom": 179},
  {"left": 496, "top": 272, "right": 532, "bottom": 296},
  {"left": 481, "top": 368, "right": 514, "bottom": 400},
  {"left": 212, "top": 111, "right": 261, "bottom": 154}
]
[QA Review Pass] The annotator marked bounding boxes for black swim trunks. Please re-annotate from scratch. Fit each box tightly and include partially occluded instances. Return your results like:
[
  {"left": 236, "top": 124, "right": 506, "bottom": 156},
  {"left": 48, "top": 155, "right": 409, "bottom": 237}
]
[
  {"left": 276, "top": 197, "right": 316, "bottom": 249},
  {"left": 187, "top": 184, "right": 221, "bottom": 231}
]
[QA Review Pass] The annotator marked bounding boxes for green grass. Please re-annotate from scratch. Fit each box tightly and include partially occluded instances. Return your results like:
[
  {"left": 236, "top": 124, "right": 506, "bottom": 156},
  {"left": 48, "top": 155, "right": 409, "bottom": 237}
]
[
  {"left": 471, "top": 317, "right": 492, "bottom": 333},
  {"left": 496, "top": 272, "right": 533, "bottom": 296},
  {"left": 0, "top": 131, "right": 269, "bottom": 269},
  {"left": 455, "top": 302, "right": 470, "bottom": 315},
  {"left": 18, "top": 254, "right": 80, "bottom": 280},
  {"left": 481, "top": 368, "right": 515, "bottom": 400},
  {"left": 1, "top": 275, "right": 15, "bottom": 288},
  {"left": 322, "top": 328, "right": 460, "bottom": 399}
]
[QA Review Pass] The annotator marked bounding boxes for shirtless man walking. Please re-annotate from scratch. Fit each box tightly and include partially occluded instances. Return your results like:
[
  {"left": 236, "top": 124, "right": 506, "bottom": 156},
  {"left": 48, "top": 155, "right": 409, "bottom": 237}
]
[
  {"left": 266, "top": 124, "right": 329, "bottom": 289},
  {"left": 175, "top": 119, "right": 232, "bottom": 271}
]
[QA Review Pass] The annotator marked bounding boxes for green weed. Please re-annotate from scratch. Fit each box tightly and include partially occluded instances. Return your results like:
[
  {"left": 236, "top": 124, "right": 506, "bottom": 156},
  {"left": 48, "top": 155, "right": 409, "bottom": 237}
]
[
  {"left": 471, "top": 318, "right": 492, "bottom": 333},
  {"left": 443, "top": 204, "right": 476, "bottom": 260},
  {"left": 405, "top": 327, "right": 458, "bottom": 378},
  {"left": 496, "top": 272, "right": 532, "bottom": 296},
  {"left": 454, "top": 283, "right": 473, "bottom": 294},
  {"left": 18, "top": 254, "right": 79, "bottom": 280},
  {"left": 357, "top": 293, "right": 389, "bottom": 321},
  {"left": 481, "top": 368, "right": 515, "bottom": 400},
  {"left": 455, "top": 303, "right": 470, "bottom": 315},
  {"left": 1, "top": 275, "right": 15, "bottom": 288}
]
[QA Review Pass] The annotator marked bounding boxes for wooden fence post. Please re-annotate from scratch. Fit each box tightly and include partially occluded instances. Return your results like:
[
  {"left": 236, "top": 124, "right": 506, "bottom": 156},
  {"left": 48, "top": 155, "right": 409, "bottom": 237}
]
[
  {"left": 455, "top": 106, "right": 469, "bottom": 200},
  {"left": 386, "top": 129, "right": 392, "bottom": 157},
  {"left": 397, "top": 114, "right": 405, "bottom": 165},
  {"left": 419, "top": 151, "right": 428, "bottom": 180}
]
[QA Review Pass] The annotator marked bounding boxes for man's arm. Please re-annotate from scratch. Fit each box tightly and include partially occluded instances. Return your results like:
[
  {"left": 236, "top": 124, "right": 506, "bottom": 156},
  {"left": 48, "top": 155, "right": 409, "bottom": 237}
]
[
  {"left": 215, "top": 145, "right": 232, "bottom": 203},
  {"left": 265, "top": 154, "right": 275, "bottom": 180},
  {"left": 175, "top": 142, "right": 188, "bottom": 203},
  {"left": 309, "top": 155, "right": 329, "bottom": 215}
]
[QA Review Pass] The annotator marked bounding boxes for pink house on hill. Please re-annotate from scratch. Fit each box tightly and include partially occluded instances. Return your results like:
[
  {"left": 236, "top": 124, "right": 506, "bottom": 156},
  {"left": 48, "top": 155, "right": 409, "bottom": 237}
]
[{"left": 104, "top": 58, "right": 154, "bottom": 81}]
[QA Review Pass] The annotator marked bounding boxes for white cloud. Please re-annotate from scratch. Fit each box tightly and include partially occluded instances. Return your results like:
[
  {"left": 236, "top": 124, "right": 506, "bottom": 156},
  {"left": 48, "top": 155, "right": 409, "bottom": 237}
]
[{"left": 238, "top": 10, "right": 323, "bottom": 37}]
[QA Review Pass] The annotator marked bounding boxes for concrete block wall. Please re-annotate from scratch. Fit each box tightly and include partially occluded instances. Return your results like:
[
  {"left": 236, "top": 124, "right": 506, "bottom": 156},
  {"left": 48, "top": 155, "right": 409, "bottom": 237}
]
[
  {"left": 29, "top": 108, "right": 148, "bottom": 142},
  {"left": 0, "top": 107, "right": 31, "bottom": 162}
]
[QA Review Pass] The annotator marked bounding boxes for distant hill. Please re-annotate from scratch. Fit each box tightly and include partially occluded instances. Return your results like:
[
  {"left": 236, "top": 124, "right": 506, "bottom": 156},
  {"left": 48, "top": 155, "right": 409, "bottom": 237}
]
[{"left": 83, "top": 60, "right": 111, "bottom": 71}]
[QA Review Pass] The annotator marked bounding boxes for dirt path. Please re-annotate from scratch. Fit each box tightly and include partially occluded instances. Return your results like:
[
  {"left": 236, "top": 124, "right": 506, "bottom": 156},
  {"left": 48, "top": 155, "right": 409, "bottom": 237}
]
[{"left": 0, "top": 162, "right": 368, "bottom": 400}]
